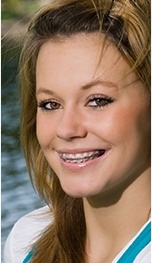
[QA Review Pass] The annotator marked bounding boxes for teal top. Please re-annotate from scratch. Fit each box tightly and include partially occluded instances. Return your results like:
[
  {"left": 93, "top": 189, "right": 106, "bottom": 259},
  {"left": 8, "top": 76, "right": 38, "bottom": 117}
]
[
  {"left": 117, "top": 221, "right": 151, "bottom": 263},
  {"left": 22, "top": 221, "right": 151, "bottom": 263},
  {"left": 22, "top": 250, "right": 33, "bottom": 263}
]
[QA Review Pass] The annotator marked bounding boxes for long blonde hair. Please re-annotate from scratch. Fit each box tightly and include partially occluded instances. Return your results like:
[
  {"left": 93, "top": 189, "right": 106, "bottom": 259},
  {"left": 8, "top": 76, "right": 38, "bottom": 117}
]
[{"left": 19, "top": 0, "right": 150, "bottom": 262}]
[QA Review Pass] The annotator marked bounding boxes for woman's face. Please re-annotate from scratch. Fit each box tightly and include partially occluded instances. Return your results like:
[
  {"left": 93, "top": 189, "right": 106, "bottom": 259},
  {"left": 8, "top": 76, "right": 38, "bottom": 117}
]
[{"left": 36, "top": 34, "right": 150, "bottom": 198}]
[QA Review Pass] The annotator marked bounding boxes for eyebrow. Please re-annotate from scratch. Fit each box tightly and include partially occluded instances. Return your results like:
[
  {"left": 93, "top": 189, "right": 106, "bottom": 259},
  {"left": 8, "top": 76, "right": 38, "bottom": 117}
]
[
  {"left": 36, "top": 79, "right": 118, "bottom": 96},
  {"left": 81, "top": 79, "right": 118, "bottom": 90},
  {"left": 36, "top": 88, "right": 56, "bottom": 96}
]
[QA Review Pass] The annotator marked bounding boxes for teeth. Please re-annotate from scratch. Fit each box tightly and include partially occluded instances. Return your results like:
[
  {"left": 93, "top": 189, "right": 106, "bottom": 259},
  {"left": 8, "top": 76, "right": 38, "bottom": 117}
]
[
  {"left": 61, "top": 151, "right": 96, "bottom": 160},
  {"left": 59, "top": 150, "right": 105, "bottom": 163}
]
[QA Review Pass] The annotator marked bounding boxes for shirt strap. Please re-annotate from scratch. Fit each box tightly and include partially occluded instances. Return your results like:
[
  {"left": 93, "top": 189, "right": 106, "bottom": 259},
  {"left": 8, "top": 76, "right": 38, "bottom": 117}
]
[
  {"left": 117, "top": 221, "right": 151, "bottom": 263},
  {"left": 22, "top": 250, "right": 33, "bottom": 263}
]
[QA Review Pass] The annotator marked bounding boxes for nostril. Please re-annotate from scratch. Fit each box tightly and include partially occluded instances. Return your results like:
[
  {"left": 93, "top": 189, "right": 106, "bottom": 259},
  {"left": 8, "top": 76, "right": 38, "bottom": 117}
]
[
  {"left": 57, "top": 119, "right": 87, "bottom": 140},
  {"left": 56, "top": 108, "right": 87, "bottom": 140},
  {"left": 57, "top": 126, "right": 87, "bottom": 141}
]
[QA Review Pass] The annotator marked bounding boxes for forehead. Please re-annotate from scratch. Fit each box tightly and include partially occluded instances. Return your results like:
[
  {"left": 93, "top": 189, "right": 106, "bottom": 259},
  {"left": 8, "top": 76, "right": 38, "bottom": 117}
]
[{"left": 36, "top": 33, "right": 136, "bottom": 89}]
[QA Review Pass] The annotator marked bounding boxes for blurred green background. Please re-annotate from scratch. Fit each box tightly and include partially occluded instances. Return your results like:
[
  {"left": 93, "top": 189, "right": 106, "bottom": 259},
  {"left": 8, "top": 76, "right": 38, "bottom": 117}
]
[
  {"left": 2, "top": 0, "right": 44, "bottom": 19},
  {"left": 2, "top": 1, "right": 50, "bottom": 262}
]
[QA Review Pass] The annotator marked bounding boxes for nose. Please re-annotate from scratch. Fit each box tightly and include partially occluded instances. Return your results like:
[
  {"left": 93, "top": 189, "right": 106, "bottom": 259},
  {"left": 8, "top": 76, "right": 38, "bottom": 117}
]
[{"left": 56, "top": 107, "right": 87, "bottom": 141}]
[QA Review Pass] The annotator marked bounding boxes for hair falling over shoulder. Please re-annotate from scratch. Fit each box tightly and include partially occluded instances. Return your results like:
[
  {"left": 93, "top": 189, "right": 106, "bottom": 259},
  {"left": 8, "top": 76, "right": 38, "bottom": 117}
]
[{"left": 19, "top": 0, "right": 150, "bottom": 262}]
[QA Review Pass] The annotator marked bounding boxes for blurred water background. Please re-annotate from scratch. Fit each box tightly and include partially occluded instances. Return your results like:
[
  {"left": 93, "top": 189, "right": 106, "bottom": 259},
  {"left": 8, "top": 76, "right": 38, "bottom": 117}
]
[{"left": 1, "top": 1, "right": 50, "bottom": 261}]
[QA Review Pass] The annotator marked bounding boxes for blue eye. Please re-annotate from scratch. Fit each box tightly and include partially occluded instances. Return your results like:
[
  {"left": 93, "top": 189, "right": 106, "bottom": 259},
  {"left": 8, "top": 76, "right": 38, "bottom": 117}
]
[
  {"left": 87, "top": 95, "right": 114, "bottom": 108},
  {"left": 37, "top": 100, "right": 61, "bottom": 110}
]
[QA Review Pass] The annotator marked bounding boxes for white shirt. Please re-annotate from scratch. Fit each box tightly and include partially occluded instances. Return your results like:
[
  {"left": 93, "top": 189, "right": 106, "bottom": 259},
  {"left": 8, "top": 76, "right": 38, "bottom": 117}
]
[
  {"left": 4, "top": 206, "right": 52, "bottom": 263},
  {"left": 4, "top": 206, "right": 151, "bottom": 263}
]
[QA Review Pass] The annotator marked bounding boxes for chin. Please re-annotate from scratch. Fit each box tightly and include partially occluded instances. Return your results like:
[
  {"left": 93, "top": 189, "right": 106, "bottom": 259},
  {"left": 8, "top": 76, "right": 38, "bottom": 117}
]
[
  {"left": 62, "top": 187, "right": 87, "bottom": 198},
  {"left": 60, "top": 182, "right": 101, "bottom": 198}
]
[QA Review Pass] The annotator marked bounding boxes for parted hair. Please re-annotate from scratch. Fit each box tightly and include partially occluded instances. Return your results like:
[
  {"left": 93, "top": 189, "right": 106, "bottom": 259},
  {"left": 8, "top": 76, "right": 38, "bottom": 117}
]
[{"left": 19, "top": 0, "right": 150, "bottom": 262}]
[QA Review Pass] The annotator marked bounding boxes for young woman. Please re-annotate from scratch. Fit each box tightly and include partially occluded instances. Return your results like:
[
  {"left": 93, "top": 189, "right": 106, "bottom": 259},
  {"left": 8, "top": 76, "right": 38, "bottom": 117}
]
[{"left": 4, "top": 0, "right": 151, "bottom": 262}]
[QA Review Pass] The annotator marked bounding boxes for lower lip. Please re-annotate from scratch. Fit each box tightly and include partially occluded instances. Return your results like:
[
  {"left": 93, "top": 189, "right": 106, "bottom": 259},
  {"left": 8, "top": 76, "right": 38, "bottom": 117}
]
[{"left": 58, "top": 151, "right": 108, "bottom": 171}]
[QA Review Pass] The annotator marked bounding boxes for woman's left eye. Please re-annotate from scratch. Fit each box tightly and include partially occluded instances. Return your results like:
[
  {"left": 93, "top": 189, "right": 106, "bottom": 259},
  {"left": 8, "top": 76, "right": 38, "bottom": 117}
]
[{"left": 87, "top": 96, "right": 114, "bottom": 108}]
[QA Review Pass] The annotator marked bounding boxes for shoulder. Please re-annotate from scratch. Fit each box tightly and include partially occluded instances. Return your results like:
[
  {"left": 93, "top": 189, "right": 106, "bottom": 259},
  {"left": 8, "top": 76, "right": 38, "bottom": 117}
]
[{"left": 4, "top": 206, "right": 53, "bottom": 263}]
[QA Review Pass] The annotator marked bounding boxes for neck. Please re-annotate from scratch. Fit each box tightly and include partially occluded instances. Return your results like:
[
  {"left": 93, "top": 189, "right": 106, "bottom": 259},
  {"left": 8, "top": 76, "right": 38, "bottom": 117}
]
[{"left": 83, "top": 168, "right": 151, "bottom": 263}]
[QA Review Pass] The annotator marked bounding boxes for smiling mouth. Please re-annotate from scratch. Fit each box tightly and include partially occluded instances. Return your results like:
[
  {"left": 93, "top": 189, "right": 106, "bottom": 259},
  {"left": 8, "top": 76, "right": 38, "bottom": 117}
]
[{"left": 59, "top": 150, "right": 105, "bottom": 164}]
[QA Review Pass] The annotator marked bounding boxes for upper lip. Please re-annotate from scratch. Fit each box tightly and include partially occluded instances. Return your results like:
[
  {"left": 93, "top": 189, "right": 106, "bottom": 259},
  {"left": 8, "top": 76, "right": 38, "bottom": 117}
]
[{"left": 56, "top": 148, "right": 106, "bottom": 154}]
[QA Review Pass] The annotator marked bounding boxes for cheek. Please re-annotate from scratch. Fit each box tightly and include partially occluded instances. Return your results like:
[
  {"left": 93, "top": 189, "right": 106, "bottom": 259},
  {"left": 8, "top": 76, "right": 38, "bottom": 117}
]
[
  {"left": 89, "top": 105, "right": 150, "bottom": 144},
  {"left": 89, "top": 110, "right": 130, "bottom": 140},
  {"left": 36, "top": 113, "right": 55, "bottom": 148}
]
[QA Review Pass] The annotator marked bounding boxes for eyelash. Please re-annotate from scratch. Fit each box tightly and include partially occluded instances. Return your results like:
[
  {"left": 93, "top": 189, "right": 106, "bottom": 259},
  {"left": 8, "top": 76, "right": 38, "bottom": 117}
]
[
  {"left": 37, "top": 99, "right": 61, "bottom": 111},
  {"left": 86, "top": 94, "right": 114, "bottom": 108},
  {"left": 37, "top": 95, "right": 114, "bottom": 111}
]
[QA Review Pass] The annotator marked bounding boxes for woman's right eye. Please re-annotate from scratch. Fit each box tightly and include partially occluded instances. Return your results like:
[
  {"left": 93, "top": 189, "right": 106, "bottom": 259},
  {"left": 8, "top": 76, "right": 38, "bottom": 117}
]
[{"left": 37, "top": 100, "right": 61, "bottom": 111}]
